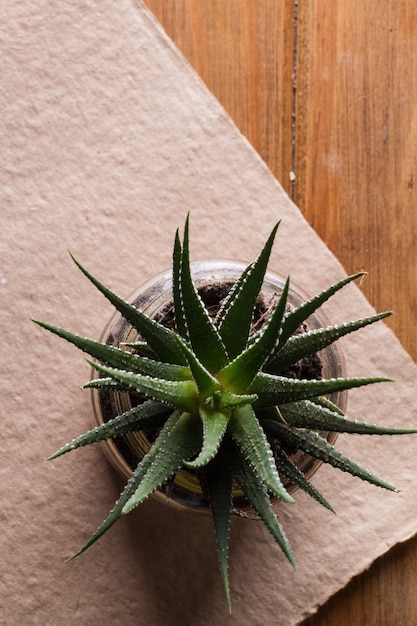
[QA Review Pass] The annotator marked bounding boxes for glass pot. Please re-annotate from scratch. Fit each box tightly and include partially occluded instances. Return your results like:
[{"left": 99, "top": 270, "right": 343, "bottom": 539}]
[{"left": 91, "top": 260, "right": 347, "bottom": 513}]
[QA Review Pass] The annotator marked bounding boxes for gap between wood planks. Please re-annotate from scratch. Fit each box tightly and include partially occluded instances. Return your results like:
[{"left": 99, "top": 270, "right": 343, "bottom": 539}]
[{"left": 291, "top": 0, "right": 299, "bottom": 201}]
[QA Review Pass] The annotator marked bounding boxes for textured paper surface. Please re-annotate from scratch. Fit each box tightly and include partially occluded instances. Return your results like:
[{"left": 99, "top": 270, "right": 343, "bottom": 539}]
[{"left": 2, "top": 1, "right": 417, "bottom": 624}]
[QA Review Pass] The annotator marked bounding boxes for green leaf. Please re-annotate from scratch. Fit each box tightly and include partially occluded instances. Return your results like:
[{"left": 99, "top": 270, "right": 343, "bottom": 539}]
[
  {"left": 216, "top": 222, "right": 280, "bottom": 359},
  {"left": 310, "top": 395, "right": 345, "bottom": 415},
  {"left": 263, "top": 419, "right": 396, "bottom": 491},
  {"left": 267, "top": 312, "right": 392, "bottom": 374},
  {"left": 278, "top": 272, "right": 366, "bottom": 348},
  {"left": 121, "top": 341, "right": 157, "bottom": 359},
  {"left": 172, "top": 228, "right": 188, "bottom": 340},
  {"left": 69, "top": 253, "right": 185, "bottom": 365},
  {"left": 279, "top": 399, "right": 417, "bottom": 435},
  {"left": 174, "top": 333, "right": 221, "bottom": 398},
  {"left": 179, "top": 216, "right": 228, "bottom": 372},
  {"left": 84, "top": 377, "right": 131, "bottom": 392},
  {"left": 217, "top": 391, "right": 258, "bottom": 410},
  {"left": 215, "top": 262, "right": 253, "bottom": 348},
  {"left": 259, "top": 405, "right": 334, "bottom": 511},
  {"left": 218, "top": 278, "right": 289, "bottom": 393},
  {"left": 185, "top": 407, "right": 231, "bottom": 469},
  {"left": 33, "top": 320, "right": 191, "bottom": 381},
  {"left": 250, "top": 372, "right": 392, "bottom": 408},
  {"left": 122, "top": 411, "right": 202, "bottom": 513},
  {"left": 47, "top": 400, "right": 170, "bottom": 460},
  {"left": 88, "top": 360, "right": 199, "bottom": 412},
  {"left": 228, "top": 405, "right": 294, "bottom": 503},
  {"left": 227, "top": 440, "right": 296, "bottom": 569},
  {"left": 270, "top": 444, "right": 335, "bottom": 512},
  {"left": 206, "top": 455, "right": 233, "bottom": 612},
  {"left": 69, "top": 455, "right": 152, "bottom": 559}
]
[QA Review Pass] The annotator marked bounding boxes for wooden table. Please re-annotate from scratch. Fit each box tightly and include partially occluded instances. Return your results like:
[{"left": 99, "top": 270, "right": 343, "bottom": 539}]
[{"left": 144, "top": 2, "right": 417, "bottom": 624}]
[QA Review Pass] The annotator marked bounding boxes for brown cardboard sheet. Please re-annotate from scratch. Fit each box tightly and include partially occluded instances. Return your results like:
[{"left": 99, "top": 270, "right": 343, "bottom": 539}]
[{"left": 2, "top": 1, "right": 417, "bottom": 624}]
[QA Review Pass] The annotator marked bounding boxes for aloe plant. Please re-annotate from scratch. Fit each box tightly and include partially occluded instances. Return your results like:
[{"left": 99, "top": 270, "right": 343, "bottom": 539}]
[{"left": 34, "top": 217, "right": 415, "bottom": 611}]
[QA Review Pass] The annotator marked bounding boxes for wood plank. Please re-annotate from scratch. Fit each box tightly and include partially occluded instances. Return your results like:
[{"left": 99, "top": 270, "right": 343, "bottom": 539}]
[
  {"left": 295, "top": 1, "right": 417, "bottom": 361},
  {"left": 143, "top": 2, "right": 417, "bottom": 624},
  {"left": 296, "top": 2, "right": 417, "bottom": 624}
]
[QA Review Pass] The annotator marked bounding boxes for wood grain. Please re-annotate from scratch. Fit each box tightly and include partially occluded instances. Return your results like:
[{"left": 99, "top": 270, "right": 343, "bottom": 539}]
[
  {"left": 144, "top": 2, "right": 417, "bottom": 623},
  {"left": 295, "top": 1, "right": 417, "bottom": 360},
  {"left": 145, "top": 0, "right": 295, "bottom": 195}
]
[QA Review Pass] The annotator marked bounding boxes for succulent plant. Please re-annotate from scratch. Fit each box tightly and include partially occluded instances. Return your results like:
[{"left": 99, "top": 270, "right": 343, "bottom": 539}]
[{"left": 35, "top": 217, "right": 415, "bottom": 610}]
